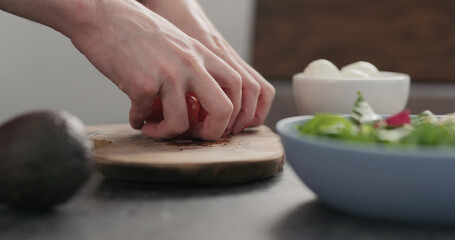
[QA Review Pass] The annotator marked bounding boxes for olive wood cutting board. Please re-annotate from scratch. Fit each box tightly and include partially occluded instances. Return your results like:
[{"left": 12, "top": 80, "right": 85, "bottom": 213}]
[{"left": 87, "top": 124, "right": 285, "bottom": 184}]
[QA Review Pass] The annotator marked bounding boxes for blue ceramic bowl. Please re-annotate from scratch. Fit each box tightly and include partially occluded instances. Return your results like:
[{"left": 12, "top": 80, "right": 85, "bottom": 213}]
[{"left": 277, "top": 115, "right": 455, "bottom": 224}]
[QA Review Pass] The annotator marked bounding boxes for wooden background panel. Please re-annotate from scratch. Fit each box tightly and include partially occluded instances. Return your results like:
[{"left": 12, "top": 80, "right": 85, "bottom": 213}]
[{"left": 253, "top": 0, "right": 455, "bottom": 81}]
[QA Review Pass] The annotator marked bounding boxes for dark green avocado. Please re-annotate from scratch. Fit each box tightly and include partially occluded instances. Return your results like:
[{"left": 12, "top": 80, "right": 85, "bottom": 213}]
[{"left": 0, "top": 111, "right": 92, "bottom": 210}]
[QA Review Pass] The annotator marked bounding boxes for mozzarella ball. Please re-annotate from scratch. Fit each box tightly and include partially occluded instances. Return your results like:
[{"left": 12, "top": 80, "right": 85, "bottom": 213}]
[
  {"left": 340, "top": 61, "right": 379, "bottom": 77},
  {"left": 340, "top": 68, "right": 370, "bottom": 78},
  {"left": 302, "top": 59, "right": 341, "bottom": 79}
]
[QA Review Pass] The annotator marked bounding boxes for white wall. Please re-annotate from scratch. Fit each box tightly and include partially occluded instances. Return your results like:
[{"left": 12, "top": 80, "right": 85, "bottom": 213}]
[
  {"left": 0, "top": 0, "right": 255, "bottom": 125},
  {"left": 198, "top": 0, "right": 256, "bottom": 63}
]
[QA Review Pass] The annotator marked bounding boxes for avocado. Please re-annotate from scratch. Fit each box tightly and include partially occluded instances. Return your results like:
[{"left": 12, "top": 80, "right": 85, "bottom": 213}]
[{"left": 0, "top": 111, "right": 92, "bottom": 210}]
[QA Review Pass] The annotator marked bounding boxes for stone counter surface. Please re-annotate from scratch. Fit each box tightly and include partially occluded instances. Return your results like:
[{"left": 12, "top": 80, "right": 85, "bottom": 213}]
[{"left": 1, "top": 165, "right": 455, "bottom": 240}]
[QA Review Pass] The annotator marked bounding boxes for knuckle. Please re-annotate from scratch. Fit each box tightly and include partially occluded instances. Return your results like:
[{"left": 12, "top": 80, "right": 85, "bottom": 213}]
[
  {"left": 231, "top": 71, "right": 242, "bottom": 88},
  {"left": 228, "top": 76, "right": 242, "bottom": 94},
  {"left": 215, "top": 99, "right": 234, "bottom": 119},
  {"left": 246, "top": 79, "right": 261, "bottom": 95},
  {"left": 158, "top": 66, "right": 182, "bottom": 89},
  {"left": 224, "top": 100, "right": 234, "bottom": 116},
  {"left": 158, "top": 66, "right": 176, "bottom": 81},
  {"left": 132, "top": 81, "right": 159, "bottom": 100},
  {"left": 143, "top": 83, "right": 159, "bottom": 95},
  {"left": 211, "top": 45, "right": 225, "bottom": 57},
  {"left": 192, "top": 38, "right": 205, "bottom": 49},
  {"left": 181, "top": 49, "right": 202, "bottom": 69},
  {"left": 265, "top": 82, "right": 276, "bottom": 98}
]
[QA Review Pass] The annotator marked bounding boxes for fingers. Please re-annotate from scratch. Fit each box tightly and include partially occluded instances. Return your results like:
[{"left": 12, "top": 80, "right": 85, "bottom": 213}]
[
  {"left": 204, "top": 44, "right": 262, "bottom": 134},
  {"left": 241, "top": 61, "right": 276, "bottom": 127},
  {"left": 190, "top": 70, "right": 233, "bottom": 140},
  {"left": 204, "top": 53, "right": 242, "bottom": 134},
  {"left": 231, "top": 71, "right": 260, "bottom": 134},
  {"left": 141, "top": 88, "right": 189, "bottom": 139}
]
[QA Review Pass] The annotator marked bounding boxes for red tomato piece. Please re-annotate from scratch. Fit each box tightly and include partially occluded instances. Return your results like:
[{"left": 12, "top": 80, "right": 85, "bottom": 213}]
[
  {"left": 385, "top": 109, "right": 411, "bottom": 127},
  {"left": 145, "top": 96, "right": 164, "bottom": 122},
  {"left": 186, "top": 92, "right": 200, "bottom": 127},
  {"left": 198, "top": 108, "right": 208, "bottom": 122}
]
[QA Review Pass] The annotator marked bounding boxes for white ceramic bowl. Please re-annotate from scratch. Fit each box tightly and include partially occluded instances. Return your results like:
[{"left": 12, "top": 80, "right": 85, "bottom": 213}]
[
  {"left": 292, "top": 72, "right": 410, "bottom": 115},
  {"left": 277, "top": 115, "right": 455, "bottom": 224}
]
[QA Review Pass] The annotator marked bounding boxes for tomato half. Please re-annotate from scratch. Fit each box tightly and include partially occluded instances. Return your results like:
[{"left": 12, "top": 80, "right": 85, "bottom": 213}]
[
  {"left": 186, "top": 92, "right": 200, "bottom": 128},
  {"left": 145, "top": 96, "right": 164, "bottom": 122},
  {"left": 198, "top": 108, "right": 208, "bottom": 122}
]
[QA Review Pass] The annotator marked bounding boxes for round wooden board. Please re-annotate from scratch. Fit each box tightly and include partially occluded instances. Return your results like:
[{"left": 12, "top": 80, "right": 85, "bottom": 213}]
[{"left": 87, "top": 124, "right": 285, "bottom": 184}]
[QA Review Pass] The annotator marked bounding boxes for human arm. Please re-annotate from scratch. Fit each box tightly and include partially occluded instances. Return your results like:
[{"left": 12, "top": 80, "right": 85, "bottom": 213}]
[
  {"left": 142, "top": 0, "right": 276, "bottom": 134},
  {"left": 0, "top": 0, "right": 242, "bottom": 140}
]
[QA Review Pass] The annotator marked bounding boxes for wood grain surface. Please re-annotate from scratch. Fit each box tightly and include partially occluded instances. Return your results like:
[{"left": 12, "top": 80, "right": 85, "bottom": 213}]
[
  {"left": 253, "top": 0, "right": 455, "bottom": 82},
  {"left": 87, "top": 124, "right": 285, "bottom": 184}
]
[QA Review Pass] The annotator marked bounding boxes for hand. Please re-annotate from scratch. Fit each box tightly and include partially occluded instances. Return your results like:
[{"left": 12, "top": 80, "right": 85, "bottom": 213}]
[
  {"left": 70, "top": 0, "right": 242, "bottom": 140},
  {"left": 143, "top": 0, "right": 276, "bottom": 134}
]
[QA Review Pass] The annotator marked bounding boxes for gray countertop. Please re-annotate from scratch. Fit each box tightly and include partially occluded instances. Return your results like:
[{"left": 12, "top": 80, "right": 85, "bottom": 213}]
[
  {"left": 1, "top": 166, "right": 455, "bottom": 240},
  {"left": 2, "top": 80, "right": 455, "bottom": 240}
]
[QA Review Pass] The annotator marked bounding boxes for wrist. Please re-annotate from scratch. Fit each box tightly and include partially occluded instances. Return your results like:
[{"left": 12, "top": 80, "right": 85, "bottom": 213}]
[
  {"left": 145, "top": 0, "right": 205, "bottom": 27},
  {"left": 53, "top": 0, "right": 99, "bottom": 39},
  {"left": 0, "top": 0, "right": 99, "bottom": 39}
]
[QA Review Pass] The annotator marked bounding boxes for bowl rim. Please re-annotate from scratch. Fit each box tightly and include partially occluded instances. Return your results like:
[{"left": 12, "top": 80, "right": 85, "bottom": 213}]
[
  {"left": 276, "top": 115, "right": 455, "bottom": 159},
  {"left": 292, "top": 71, "right": 410, "bottom": 82}
]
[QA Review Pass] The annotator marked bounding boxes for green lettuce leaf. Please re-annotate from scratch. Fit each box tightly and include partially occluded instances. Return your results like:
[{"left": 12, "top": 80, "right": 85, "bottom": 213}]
[
  {"left": 296, "top": 91, "right": 455, "bottom": 147},
  {"left": 297, "top": 114, "right": 358, "bottom": 140},
  {"left": 402, "top": 122, "right": 455, "bottom": 146}
]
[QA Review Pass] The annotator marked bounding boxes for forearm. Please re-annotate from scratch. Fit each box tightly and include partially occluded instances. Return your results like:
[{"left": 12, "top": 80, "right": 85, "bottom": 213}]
[
  {"left": 0, "top": 0, "right": 97, "bottom": 38},
  {"left": 144, "top": 0, "right": 216, "bottom": 33}
]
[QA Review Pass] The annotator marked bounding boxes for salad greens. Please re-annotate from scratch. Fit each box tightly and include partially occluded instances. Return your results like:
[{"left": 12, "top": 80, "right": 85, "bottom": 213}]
[{"left": 297, "top": 92, "right": 455, "bottom": 146}]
